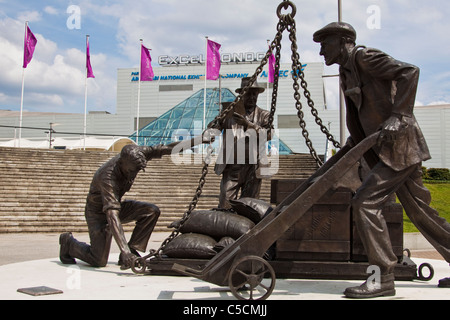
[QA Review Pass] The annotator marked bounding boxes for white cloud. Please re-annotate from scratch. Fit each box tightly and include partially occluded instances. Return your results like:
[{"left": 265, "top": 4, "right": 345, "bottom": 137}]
[
  {"left": 87, "top": 0, "right": 280, "bottom": 62},
  {"left": 17, "top": 10, "right": 41, "bottom": 23},
  {"left": 44, "top": 6, "right": 58, "bottom": 15},
  {"left": 0, "top": 13, "right": 115, "bottom": 113},
  {"left": 428, "top": 101, "right": 449, "bottom": 106},
  {"left": 1, "top": 0, "right": 450, "bottom": 115},
  {"left": 26, "top": 92, "right": 65, "bottom": 109}
]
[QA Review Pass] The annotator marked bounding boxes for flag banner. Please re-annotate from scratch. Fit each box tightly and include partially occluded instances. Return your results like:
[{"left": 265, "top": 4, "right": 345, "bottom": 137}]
[
  {"left": 23, "top": 25, "right": 37, "bottom": 68},
  {"left": 268, "top": 50, "right": 276, "bottom": 83},
  {"left": 140, "top": 44, "right": 154, "bottom": 81},
  {"left": 206, "top": 39, "right": 221, "bottom": 80},
  {"left": 86, "top": 36, "right": 95, "bottom": 78}
]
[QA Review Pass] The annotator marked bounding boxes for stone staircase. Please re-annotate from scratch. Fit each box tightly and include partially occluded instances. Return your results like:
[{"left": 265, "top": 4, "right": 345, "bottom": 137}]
[{"left": 0, "top": 147, "right": 319, "bottom": 233}]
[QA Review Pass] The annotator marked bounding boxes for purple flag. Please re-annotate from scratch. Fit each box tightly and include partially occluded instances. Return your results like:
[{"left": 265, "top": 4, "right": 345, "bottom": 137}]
[
  {"left": 86, "top": 36, "right": 95, "bottom": 78},
  {"left": 23, "top": 25, "right": 37, "bottom": 68},
  {"left": 140, "top": 44, "right": 154, "bottom": 81},
  {"left": 206, "top": 39, "right": 221, "bottom": 80},
  {"left": 268, "top": 50, "right": 276, "bottom": 83}
]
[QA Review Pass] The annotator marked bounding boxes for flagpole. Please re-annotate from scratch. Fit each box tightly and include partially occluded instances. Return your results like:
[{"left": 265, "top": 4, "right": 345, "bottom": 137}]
[
  {"left": 19, "top": 21, "right": 28, "bottom": 148},
  {"left": 266, "top": 40, "right": 270, "bottom": 111},
  {"left": 136, "top": 39, "right": 143, "bottom": 145},
  {"left": 83, "top": 35, "right": 89, "bottom": 150},
  {"left": 203, "top": 36, "right": 208, "bottom": 154},
  {"left": 84, "top": 70, "right": 88, "bottom": 150},
  {"left": 203, "top": 36, "right": 208, "bottom": 134},
  {"left": 19, "top": 66, "right": 25, "bottom": 148},
  {"left": 219, "top": 73, "right": 222, "bottom": 112}
]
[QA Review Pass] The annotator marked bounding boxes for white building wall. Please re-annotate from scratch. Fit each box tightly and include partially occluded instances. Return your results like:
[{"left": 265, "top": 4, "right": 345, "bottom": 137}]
[
  {"left": 0, "top": 111, "right": 132, "bottom": 143},
  {"left": 116, "top": 62, "right": 328, "bottom": 154},
  {"left": 277, "top": 109, "right": 342, "bottom": 155},
  {"left": 116, "top": 62, "right": 326, "bottom": 120},
  {"left": 1, "top": 59, "right": 449, "bottom": 169},
  {"left": 414, "top": 105, "right": 450, "bottom": 169}
]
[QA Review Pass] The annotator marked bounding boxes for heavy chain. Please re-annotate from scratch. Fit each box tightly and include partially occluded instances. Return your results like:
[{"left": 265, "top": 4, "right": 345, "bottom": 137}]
[
  {"left": 149, "top": 32, "right": 286, "bottom": 262},
  {"left": 268, "top": 20, "right": 284, "bottom": 128},
  {"left": 134, "top": 0, "right": 341, "bottom": 270},
  {"left": 207, "top": 30, "right": 285, "bottom": 130},
  {"left": 150, "top": 144, "right": 213, "bottom": 259},
  {"left": 280, "top": 1, "right": 340, "bottom": 166}
]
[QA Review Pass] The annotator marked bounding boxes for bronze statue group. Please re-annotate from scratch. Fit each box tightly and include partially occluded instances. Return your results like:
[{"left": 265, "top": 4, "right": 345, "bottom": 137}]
[{"left": 59, "top": 22, "right": 450, "bottom": 298}]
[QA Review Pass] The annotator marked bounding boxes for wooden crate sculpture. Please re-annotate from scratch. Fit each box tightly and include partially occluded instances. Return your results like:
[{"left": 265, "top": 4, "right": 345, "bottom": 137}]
[{"left": 271, "top": 179, "right": 403, "bottom": 262}]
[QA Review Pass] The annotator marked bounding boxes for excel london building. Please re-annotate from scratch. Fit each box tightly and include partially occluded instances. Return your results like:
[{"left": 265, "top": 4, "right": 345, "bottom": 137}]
[
  {"left": 0, "top": 50, "right": 448, "bottom": 168},
  {"left": 116, "top": 50, "right": 342, "bottom": 157}
]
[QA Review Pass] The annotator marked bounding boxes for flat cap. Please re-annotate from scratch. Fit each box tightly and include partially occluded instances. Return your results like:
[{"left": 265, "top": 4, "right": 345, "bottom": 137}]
[{"left": 313, "top": 22, "right": 356, "bottom": 43}]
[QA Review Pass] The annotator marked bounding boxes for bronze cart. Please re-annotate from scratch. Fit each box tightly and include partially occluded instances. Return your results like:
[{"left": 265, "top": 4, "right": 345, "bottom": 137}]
[
  {"left": 139, "top": 132, "right": 433, "bottom": 300},
  {"left": 134, "top": 2, "right": 434, "bottom": 300}
]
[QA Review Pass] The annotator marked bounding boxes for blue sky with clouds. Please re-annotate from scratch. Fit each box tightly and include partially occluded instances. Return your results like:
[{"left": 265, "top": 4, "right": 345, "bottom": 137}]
[{"left": 1, "top": 0, "right": 450, "bottom": 114}]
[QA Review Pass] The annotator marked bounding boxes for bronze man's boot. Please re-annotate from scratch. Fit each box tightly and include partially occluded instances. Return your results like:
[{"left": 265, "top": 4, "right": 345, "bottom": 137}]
[
  {"left": 438, "top": 277, "right": 450, "bottom": 288},
  {"left": 344, "top": 273, "right": 395, "bottom": 299},
  {"left": 59, "top": 232, "right": 76, "bottom": 264}
]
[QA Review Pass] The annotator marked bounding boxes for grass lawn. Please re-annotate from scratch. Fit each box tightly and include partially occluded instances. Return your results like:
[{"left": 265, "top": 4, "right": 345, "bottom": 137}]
[{"left": 402, "top": 182, "right": 450, "bottom": 233}]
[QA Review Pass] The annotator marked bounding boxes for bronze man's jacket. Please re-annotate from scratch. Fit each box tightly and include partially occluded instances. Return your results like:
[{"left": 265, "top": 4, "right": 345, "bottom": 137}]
[
  {"left": 85, "top": 145, "right": 165, "bottom": 214},
  {"left": 340, "top": 46, "right": 431, "bottom": 171},
  {"left": 210, "top": 106, "right": 271, "bottom": 175}
]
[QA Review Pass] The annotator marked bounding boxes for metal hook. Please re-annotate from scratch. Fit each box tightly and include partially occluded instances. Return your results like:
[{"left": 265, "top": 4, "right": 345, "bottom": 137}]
[{"left": 277, "top": 0, "right": 297, "bottom": 19}]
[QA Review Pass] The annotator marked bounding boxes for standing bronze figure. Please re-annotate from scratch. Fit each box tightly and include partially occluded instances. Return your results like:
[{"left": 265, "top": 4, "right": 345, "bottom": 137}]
[
  {"left": 313, "top": 22, "right": 450, "bottom": 297},
  {"left": 59, "top": 144, "right": 173, "bottom": 269},
  {"left": 208, "top": 77, "right": 272, "bottom": 209}
]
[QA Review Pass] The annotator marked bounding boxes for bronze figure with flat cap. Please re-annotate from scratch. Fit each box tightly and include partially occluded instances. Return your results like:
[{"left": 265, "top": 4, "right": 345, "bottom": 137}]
[
  {"left": 313, "top": 22, "right": 450, "bottom": 297},
  {"left": 208, "top": 77, "right": 272, "bottom": 209}
]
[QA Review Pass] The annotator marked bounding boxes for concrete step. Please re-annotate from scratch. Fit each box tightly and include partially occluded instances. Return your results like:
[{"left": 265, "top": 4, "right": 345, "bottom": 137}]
[{"left": 0, "top": 146, "right": 318, "bottom": 233}]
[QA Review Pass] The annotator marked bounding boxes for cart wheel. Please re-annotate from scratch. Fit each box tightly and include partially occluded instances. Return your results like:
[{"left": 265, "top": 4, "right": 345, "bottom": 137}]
[
  {"left": 131, "top": 257, "right": 147, "bottom": 274},
  {"left": 228, "top": 256, "right": 276, "bottom": 300},
  {"left": 417, "top": 262, "right": 434, "bottom": 281},
  {"left": 403, "top": 248, "right": 411, "bottom": 258}
]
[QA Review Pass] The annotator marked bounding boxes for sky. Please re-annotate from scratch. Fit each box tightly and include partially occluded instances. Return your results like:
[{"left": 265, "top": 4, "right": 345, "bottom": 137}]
[{"left": 1, "top": 0, "right": 450, "bottom": 114}]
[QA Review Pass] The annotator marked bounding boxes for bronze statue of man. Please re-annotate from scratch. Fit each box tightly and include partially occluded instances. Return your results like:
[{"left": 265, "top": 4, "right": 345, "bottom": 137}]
[
  {"left": 59, "top": 144, "right": 173, "bottom": 269},
  {"left": 313, "top": 22, "right": 450, "bottom": 297},
  {"left": 208, "top": 77, "right": 272, "bottom": 209}
]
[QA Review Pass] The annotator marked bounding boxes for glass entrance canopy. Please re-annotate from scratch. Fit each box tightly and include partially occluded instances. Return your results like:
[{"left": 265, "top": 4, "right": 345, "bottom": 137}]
[{"left": 130, "top": 88, "right": 293, "bottom": 154}]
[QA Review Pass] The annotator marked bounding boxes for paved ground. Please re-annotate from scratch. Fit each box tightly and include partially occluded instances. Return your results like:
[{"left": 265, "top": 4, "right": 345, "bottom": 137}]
[
  {"left": 1, "top": 254, "right": 448, "bottom": 301},
  {"left": 0, "top": 231, "right": 445, "bottom": 266},
  {"left": 0, "top": 231, "right": 160, "bottom": 266},
  {"left": 0, "top": 232, "right": 449, "bottom": 301}
]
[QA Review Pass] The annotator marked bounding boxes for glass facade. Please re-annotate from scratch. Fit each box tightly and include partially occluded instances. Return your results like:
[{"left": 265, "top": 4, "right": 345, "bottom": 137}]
[{"left": 130, "top": 88, "right": 293, "bottom": 154}]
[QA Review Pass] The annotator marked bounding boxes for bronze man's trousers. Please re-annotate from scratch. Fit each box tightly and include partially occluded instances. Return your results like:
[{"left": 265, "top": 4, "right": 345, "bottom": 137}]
[
  {"left": 68, "top": 200, "right": 160, "bottom": 267},
  {"left": 352, "top": 161, "right": 450, "bottom": 274},
  {"left": 218, "top": 164, "right": 262, "bottom": 209}
]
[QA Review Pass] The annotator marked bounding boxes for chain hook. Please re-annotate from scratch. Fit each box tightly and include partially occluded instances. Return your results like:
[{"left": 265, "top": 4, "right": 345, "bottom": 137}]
[{"left": 277, "top": 0, "right": 297, "bottom": 19}]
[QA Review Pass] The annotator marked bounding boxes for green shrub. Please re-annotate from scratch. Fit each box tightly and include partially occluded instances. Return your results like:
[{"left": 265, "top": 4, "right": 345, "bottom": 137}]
[
  {"left": 421, "top": 166, "right": 430, "bottom": 180},
  {"left": 422, "top": 167, "right": 450, "bottom": 181},
  {"left": 426, "top": 168, "right": 450, "bottom": 181}
]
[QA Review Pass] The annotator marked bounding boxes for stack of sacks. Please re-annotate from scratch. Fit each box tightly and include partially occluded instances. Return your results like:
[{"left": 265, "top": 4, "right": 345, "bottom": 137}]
[{"left": 162, "top": 198, "right": 273, "bottom": 259}]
